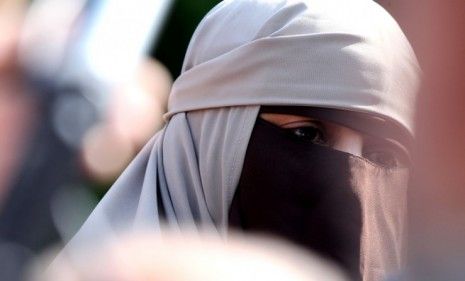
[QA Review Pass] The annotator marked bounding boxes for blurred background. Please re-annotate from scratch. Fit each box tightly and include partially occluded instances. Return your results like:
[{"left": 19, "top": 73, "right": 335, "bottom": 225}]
[
  {"left": 0, "top": 1, "right": 221, "bottom": 280},
  {"left": 0, "top": 0, "right": 463, "bottom": 281}
]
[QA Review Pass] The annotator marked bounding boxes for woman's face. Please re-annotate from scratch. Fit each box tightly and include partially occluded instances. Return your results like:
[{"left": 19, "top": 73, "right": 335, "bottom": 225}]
[
  {"left": 260, "top": 113, "right": 408, "bottom": 168},
  {"left": 232, "top": 113, "right": 411, "bottom": 280}
]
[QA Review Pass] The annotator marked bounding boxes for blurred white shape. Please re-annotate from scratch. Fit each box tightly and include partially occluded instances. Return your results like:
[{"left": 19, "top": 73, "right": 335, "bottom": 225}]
[
  {"left": 18, "top": 0, "right": 87, "bottom": 77},
  {"left": 138, "top": 58, "right": 172, "bottom": 109},
  {"left": 81, "top": 0, "right": 173, "bottom": 85},
  {"left": 81, "top": 124, "right": 134, "bottom": 182},
  {"left": 112, "top": 84, "right": 163, "bottom": 144},
  {"left": 35, "top": 231, "right": 348, "bottom": 281},
  {"left": 80, "top": 58, "right": 171, "bottom": 182},
  {"left": 111, "top": 59, "right": 171, "bottom": 145}
]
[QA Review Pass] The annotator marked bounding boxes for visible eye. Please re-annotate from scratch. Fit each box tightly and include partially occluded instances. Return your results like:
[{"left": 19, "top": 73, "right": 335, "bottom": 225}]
[
  {"left": 363, "top": 143, "right": 410, "bottom": 168},
  {"left": 258, "top": 114, "right": 329, "bottom": 146},
  {"left": 285, "top": 124, "right": 327, "bottom": 145},
  {"left": 364, "top": 150, "right": 398, "bottom": 167}
]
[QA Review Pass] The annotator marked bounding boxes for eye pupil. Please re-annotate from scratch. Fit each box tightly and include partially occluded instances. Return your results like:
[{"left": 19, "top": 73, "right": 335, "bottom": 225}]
[{"left": 292, "top": 127, "right": 324, "bottom": 144}]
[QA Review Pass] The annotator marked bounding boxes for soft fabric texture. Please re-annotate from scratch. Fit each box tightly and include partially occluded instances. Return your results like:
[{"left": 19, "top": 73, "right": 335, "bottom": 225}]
[
  {"left": 166, "top": 0, "right": 420, "bottom": 134},
  {"left": 63, "top": 0, "right": 419, "bottom": 280},
  {"left": 229, "top": 117, "right": 364, "bottom": 280},
  {"left": 230, "top": 117, "right": 407, "bottom": 281}
]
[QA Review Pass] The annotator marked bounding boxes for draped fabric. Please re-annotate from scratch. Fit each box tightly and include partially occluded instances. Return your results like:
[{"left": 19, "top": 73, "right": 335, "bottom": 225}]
[
  {"left": 63, "top": 1, "right": 420, "bottom": 278},
  {"left": 229, "top": 117, "right": 409, "bottom": 281}
]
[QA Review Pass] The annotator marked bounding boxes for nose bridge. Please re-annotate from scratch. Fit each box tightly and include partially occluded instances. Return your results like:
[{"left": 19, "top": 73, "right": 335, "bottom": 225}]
[{"left": 333, "top": 127, "right": 363, "bottom": 157}]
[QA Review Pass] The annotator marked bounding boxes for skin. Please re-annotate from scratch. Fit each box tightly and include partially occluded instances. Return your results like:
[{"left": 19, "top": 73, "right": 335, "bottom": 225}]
[{"left": 260, "top": 113, "right": 407, "bottom": 168}]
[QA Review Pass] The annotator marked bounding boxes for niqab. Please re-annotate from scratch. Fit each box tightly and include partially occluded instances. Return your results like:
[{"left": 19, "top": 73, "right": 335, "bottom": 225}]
[{"left": 63, "top": 1, "right": 420, "bottom": 280}]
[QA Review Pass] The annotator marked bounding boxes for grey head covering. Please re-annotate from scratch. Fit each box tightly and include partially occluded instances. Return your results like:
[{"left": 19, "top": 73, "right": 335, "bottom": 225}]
[{"left": 63, "top": 0, "right": 420, "bottom": 279}]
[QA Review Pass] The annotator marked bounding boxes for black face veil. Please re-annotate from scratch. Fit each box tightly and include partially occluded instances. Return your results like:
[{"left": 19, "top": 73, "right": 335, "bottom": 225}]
[
  {"left": 60, "top": 1, "right": 419, "bottom": 281},
  {"left": 229, "top": 111, "right": 409, "bottom": 281}
]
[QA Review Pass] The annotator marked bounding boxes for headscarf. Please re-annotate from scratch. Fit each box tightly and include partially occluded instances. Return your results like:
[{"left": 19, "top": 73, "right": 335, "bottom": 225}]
[{"left": 64, "top": 0, "right": 420, "bottom": 278}]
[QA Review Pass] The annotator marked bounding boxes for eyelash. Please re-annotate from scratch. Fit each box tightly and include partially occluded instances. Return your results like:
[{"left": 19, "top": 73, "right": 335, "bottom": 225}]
[
  {"left": 363, "top": 145, "right": 408, "bottom": 168},
  {"left": 284, "top": 124, "right": 407, "bottom": 168},
  {"left": 283, "top": 123, "right": 329, "bottom": 146}
]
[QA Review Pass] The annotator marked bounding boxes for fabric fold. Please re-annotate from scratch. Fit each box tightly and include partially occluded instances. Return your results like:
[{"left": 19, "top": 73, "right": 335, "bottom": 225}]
[{"left": 61, "top": 1, "right": 420, "bottom": 280}]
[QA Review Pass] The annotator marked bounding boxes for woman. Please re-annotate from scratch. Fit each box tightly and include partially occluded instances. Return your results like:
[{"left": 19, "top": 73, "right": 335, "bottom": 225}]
[{"left": 64, "top": 0, "right": 420, "bottom": 280}]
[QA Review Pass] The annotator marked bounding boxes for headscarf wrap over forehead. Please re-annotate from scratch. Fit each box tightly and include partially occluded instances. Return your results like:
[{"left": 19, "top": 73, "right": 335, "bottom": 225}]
[
  {"left": 65, "top": 0, "right": 420, "bottom": 266},
  {"left": 167, "top": 0, "right": 420, "bottom": 134}
]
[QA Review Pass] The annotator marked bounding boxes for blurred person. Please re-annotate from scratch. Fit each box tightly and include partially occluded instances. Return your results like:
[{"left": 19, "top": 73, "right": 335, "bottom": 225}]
[
  {"left": 0, "top": 0, "right": 32, "bottom": 207},
  {"left": 36, "top": 231, "right": 347, "bottom": 281},
  {"left": 0, "top": 3, "right": 172, "bottom": 281},
  {"left": 0, "top": 2, "right": 43, "bottom": 281},
  {"left": 60, "top": 1, "right": 420, "bottom": 281},
  {"left": 382, "top": 0, "right": 465, "bottom": 280},
  {"left": 364, "top": 1, "right": 465, "bottom": 280},
  {"left": 81, "top": 58, "right": 172, "bottom": 183}
]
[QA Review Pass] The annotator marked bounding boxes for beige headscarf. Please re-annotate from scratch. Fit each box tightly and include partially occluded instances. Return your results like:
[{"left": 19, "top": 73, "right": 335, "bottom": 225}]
[{"left": 63, "top": 1, "right": 420, "bottom": 280}]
